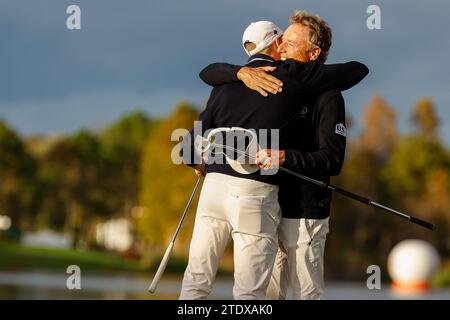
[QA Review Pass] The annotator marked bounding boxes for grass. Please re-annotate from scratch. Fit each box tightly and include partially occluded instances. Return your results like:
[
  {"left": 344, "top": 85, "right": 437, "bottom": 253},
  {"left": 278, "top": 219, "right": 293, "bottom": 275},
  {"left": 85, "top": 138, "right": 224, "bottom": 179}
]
[
  {"left": 0, "top": 239, "right": 237, "bottom": 278},
  {"left": 432, "top": 265, "right": 450, "bottom": 288},
  {"left": 0, "top": 242, "right": 142, "bottom": 272},
  {"left": 0, "top": 242, "right": 233, "bottom": 275}
]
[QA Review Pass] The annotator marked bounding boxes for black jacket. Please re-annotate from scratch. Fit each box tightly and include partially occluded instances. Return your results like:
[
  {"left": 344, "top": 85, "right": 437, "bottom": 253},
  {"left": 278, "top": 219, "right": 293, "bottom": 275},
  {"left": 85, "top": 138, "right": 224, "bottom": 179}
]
[
  {"left": 186, "top": 54, "right": 367, "bottom": 189},
  {"left": 279, "top": 90, "right": 346, "bottom": 219}
]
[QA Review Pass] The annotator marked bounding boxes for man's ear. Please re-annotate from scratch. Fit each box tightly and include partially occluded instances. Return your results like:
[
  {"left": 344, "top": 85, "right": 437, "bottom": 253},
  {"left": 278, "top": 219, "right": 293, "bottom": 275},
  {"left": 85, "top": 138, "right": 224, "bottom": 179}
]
[
  {"left": 309, "top": 47, "right": 321, "bottom": 61},
  {"left": 244, "top": 41, "right": 256, "bottom": 52},
  {"left": 275, "top": 37, "right": 282, "bottom": 47}
]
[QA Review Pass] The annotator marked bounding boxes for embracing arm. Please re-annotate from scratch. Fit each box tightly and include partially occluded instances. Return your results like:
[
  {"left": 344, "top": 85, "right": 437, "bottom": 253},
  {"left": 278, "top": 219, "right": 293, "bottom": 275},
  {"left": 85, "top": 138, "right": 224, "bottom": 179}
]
[
  {"left": 199, "top": 63, "right": 282, "bottom": 96},
  {"left": 283, "top": 60, "right": 369, "bottom": 93},
  {"left": 199, "top": 60, "right": 368, "bottom": 96},
  {"left": 199, "top": 63, "right": 241, "bottom": 86},
  {"left": 180, "top": 88, "right": 219, "bottom": 169}
]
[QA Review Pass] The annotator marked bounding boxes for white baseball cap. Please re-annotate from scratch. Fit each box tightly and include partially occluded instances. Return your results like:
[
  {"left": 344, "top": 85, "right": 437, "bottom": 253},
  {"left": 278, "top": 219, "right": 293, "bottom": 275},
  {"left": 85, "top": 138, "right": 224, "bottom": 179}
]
[{"left": 242, "top": 21, "right": 283, "bottom": 57}]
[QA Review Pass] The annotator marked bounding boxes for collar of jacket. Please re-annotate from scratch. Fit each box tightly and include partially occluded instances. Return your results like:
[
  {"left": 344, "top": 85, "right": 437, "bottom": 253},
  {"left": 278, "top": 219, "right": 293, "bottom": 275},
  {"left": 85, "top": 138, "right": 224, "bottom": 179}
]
[{"left": 247, "top": 53, "right": 275, "bottom": 64}]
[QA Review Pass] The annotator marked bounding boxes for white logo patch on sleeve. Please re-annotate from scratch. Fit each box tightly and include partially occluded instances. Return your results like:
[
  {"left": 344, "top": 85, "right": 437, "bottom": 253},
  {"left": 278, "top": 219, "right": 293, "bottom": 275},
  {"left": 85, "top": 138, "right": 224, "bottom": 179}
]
[{"left": 335, "top": 123, "right": 347, "bottom": 137}]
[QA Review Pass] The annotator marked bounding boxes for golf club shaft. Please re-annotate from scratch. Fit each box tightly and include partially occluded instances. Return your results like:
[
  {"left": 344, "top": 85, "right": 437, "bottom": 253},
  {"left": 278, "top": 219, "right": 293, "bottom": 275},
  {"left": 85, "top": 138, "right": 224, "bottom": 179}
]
[
  {"left": 370, "top": 200, "right": 435, "bottom": 230},
  {"left": 171, "top": 175, "right": 203, "bottom": 242},
  {"left": 212, "top": 143, "right": 434, "bottom": 231},
  {"left": 281, "top": 167, "right": 434, "bottom": 230},
  {"left": 148, "top": 175, "right": 202, "bottom": 294}
]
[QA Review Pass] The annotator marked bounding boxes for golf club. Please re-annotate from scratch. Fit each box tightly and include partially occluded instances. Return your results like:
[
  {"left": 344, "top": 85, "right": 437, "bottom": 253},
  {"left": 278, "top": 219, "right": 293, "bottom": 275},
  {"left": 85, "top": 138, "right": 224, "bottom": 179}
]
[
  {"left": 208, "top": 142, "right": 435, "bottom": 231},
  {"left": 148, "top": 175, "right": 203, "bottom": 294}
]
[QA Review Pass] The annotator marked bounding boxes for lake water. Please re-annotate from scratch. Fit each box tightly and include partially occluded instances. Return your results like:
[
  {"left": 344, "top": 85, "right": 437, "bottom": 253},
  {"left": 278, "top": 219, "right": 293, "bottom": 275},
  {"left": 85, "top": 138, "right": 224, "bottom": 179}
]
[{"left": 1, "top": 270, "right": 449, "bottom": 300}]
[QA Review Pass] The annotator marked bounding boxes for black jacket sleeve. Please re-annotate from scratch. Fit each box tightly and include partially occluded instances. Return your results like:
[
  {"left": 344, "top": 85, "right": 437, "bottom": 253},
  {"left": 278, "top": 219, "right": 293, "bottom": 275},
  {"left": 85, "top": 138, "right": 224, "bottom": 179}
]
[
  {"left": 280, "top": 59, "right": 368, "bottom": 92},
  {"left": 181, "top": 88, "right": 219, "bottom": 167},
  {"left": 199, "top": 63, "right": 241, "bottom": 86},
  {"left": 283, "top": 91, "right": 346, "bottom": 176},
  {"left": 199, "top": 60, "right": 369, "bottom": 92}
]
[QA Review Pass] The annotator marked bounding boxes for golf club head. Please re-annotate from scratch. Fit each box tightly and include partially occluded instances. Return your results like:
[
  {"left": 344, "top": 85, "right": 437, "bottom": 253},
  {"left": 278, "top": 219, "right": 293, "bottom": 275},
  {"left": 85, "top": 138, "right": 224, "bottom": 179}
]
[{"left": 149, "top": 242, "right": 174, "bottom": 294}]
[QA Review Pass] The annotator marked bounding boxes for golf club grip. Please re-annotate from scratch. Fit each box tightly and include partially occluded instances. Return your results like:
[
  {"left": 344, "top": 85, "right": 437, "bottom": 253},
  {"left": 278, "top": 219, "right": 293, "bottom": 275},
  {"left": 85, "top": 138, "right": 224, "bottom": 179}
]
[
  {"left": 410, "top": 216, "right": 435, "bottom": 231},
  {"left": 148, "top": 241, "right": 174, "bottom": 293}
]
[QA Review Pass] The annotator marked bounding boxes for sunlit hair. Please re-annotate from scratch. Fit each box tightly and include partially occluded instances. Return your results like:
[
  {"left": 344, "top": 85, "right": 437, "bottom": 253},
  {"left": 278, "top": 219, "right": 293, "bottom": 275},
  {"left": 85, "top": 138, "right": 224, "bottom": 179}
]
[{"left": 290, "top": 10, "right": 332, "bottom": 63}]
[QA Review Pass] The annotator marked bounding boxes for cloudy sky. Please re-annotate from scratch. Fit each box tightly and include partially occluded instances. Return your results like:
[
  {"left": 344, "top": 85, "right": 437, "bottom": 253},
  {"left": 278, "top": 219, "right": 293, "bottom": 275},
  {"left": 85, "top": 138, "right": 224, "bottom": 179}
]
[{"left": 1, "top": 0, "right": 449, "bottom": 142}]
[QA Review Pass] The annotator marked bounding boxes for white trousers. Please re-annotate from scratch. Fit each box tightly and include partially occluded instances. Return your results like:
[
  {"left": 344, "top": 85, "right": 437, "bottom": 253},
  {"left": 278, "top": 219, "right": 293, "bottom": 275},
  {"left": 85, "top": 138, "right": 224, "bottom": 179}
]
[
  {"left": 266, "top": 217, "right": 330, "bottom": 300},
  {"left": 179, "top": 173, "right": 281, "bottom": 300}
]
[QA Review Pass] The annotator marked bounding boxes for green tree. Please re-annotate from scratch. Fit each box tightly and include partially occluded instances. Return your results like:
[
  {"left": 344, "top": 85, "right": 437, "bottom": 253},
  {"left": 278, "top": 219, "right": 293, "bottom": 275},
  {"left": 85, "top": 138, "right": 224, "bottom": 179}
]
[
  {"left": 137, "top": 102, "right": 199, "bottom": 256},
  {"left": 412, "top": 98, "right": 439, "bottom": 139},
  {"left": 361, "top": 95, "right": 398, "bottom": 157},
  {"left": 100, "top": 110, "right": 154, "bottom": 216},
  {"left": 0, "top": 120, "right": 38, "bottom": 234},
  {"left": 30, "top": 136, "right": 68, "bottom": 231},
  {"left": 381, "top": 136, "right": 450, "bottom": 196},
  {"left": 380, "top": 134, "right": 450, "bottom": 252},
  {"left": 27, "top": 111, "right": 154, "bottom": 248},
  {"left": 36, "top": 131, "right": 106, "bottom": 248}
]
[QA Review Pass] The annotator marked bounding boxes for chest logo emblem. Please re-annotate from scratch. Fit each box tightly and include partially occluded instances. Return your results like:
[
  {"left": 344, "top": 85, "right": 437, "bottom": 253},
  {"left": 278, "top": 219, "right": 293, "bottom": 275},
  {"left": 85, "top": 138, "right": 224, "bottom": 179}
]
[
  {"left": 300, "top": 106, "right": 308, "bottom": 117},
  {"left": 335, "top": 123, "right": 347, "bottom": 137}
]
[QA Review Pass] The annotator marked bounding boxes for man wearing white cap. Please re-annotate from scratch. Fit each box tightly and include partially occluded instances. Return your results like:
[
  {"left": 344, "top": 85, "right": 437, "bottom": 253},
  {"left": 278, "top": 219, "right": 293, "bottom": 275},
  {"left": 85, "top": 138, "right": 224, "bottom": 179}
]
[{"left": 181, "top": 18, "right": 368, "bottom": 300}]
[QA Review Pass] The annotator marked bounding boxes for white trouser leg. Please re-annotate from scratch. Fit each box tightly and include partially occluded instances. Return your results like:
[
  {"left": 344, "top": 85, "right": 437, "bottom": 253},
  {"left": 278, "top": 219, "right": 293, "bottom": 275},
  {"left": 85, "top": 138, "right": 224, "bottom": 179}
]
[
  {"left": 279, "top": 217, "right": 330, "bottom": 300},
  {"left": 265, "top": 239, "right": 289, "bottom": 300},
  {"left": 179, "top": 175, "right": 231, "bottom": 300},
  {"left": 232, "top": 233, "right": 279, "bottom": 299},
  {"left": 227, "top": 180, "right": 281, "bottom": 300},
  {"left": 180, "top": 173, "right": 281, "bottom": 300}
]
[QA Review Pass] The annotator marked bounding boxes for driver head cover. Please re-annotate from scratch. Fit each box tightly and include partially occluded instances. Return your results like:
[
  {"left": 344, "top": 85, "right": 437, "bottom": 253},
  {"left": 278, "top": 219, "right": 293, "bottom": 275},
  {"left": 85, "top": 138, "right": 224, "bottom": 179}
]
[{"left": 206, "top": 127, "right": 260, "bottom": 174}]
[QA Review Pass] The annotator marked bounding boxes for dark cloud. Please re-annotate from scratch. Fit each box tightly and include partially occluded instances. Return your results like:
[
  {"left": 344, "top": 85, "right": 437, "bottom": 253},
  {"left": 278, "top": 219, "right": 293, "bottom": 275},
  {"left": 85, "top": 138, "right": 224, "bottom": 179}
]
[{"left": 1, "top": 0, "right": 449, "bottom": 142}]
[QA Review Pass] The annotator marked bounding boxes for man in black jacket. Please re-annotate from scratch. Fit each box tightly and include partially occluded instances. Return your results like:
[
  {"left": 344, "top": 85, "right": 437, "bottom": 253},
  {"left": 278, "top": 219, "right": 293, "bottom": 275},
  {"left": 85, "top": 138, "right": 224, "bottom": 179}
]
[
  {"left": 180, "top": 19, "right": 368, "bottom": 300},
  {"left": 198, "top": 11, "right": 366, "bottom": 299}
]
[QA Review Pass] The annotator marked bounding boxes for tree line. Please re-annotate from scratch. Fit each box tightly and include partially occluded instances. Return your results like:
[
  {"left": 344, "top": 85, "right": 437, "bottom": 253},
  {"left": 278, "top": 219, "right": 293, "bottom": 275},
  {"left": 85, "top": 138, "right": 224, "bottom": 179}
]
[{"left": 0, "top": 97, "right": 449, "bottom": 279}]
